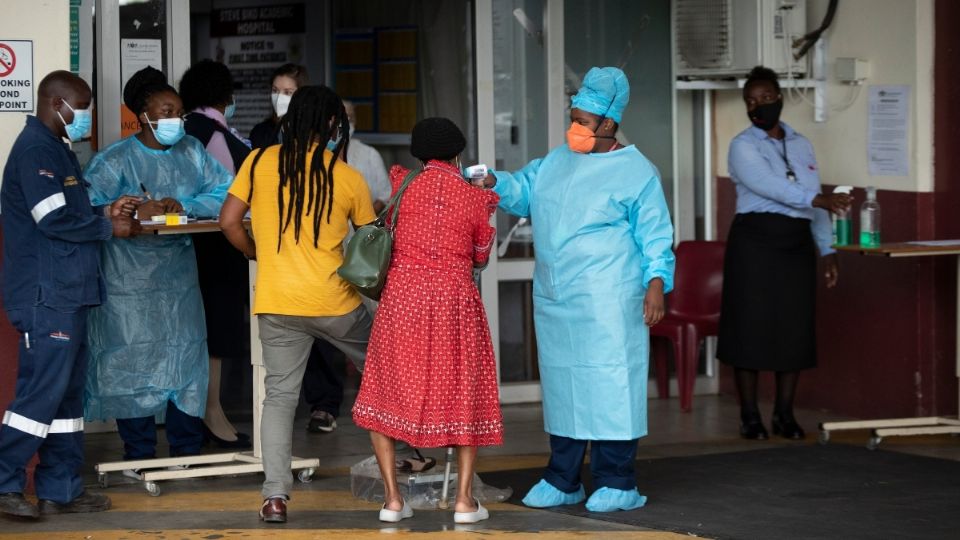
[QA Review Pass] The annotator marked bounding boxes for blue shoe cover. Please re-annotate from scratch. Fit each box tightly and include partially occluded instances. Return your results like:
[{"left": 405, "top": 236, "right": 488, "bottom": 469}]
[
  {"left": 585, "top": 486, "right": 647, "bottom": 512},
  {"left": 521, "top": 479, "right": 586, "bottom": 508}
]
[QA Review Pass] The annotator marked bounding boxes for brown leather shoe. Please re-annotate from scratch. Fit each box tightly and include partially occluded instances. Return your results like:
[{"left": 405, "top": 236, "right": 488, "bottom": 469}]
[{"left": 259, "top": 497, "right": 287, "bottom": 523}]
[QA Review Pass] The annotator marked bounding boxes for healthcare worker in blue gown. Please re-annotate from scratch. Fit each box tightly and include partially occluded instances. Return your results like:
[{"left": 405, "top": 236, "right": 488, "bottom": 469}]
[
  {"left": 475, "top": 66, "right": 675, "bottom": 512},
  {"left": 82, "top": 67, "right": 233, "bottom": 468}
]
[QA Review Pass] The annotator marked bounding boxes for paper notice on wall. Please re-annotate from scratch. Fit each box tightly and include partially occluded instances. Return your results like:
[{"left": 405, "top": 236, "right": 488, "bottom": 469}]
[
  {"left": 209, "top": 5, "right": 307, "bottom": 137},
  {"left": 213, "top": 34, "right": 304, "bottom": 136},
  {"left": 119, "top": 39, "right": 163, "bottom": 137},
  {"left": 867, "top": 85, "right": 910, "bottom": 177},
  {"left": 120, "top": 39, "right": 162, "bottom": 89}
]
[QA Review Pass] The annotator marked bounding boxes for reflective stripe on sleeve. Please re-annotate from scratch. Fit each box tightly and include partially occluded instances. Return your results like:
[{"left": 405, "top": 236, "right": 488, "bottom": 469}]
[
  {"left": 2, "top": 410, "right": 50, "bottom": 438},
  {"left": 48, "top": 417, "right": 84, "bottom": 434},
  {"left": 30, "top": 193, "right": 67, "bottom": 223}
]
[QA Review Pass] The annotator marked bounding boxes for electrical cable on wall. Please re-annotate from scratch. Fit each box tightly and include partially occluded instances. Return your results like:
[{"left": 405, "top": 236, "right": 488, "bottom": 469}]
[
  {"left": 793, "top": 0, "right": 838, "bottom": 60},
  {"left": 781, "top": 1, "right": 860, "bottom": 114},
  {"left": 781, "top": 5, "right": 815, "bottom": 107}
]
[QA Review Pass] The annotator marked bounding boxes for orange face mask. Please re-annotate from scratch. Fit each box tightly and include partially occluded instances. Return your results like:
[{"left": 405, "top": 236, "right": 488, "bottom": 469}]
[{"left": 566, "top": 122, "right": 597, "bottom": 153}]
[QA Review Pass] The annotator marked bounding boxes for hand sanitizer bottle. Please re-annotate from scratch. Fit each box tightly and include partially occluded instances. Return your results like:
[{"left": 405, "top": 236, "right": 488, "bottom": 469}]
[
  {"left": 859, "top": 186, "right": 881, "bottom": 248},
  {"left": 833, "top": 185, "right": 853, "bottom": 246}
]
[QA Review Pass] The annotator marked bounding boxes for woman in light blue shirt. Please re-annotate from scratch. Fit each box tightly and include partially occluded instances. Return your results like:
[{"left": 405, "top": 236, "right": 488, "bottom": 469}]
[{"left": 717, "top": 66, "right": 851, "bottom": 441}]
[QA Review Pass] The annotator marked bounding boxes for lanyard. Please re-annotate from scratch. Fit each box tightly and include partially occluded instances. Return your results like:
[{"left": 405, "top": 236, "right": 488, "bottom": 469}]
[{"left": 778, "top": 137, "right": 796, "bottom": 181}]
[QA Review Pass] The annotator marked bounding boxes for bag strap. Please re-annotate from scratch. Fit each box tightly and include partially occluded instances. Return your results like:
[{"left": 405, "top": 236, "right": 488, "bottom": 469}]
[{"left": 377, "top": 168, "right": 421, "bottom": 231}]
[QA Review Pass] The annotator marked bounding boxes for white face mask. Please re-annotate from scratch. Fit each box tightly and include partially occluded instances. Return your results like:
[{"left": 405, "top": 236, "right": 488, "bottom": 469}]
[{"left": 271, "top": 92, "right": 292, "bottom": 117}]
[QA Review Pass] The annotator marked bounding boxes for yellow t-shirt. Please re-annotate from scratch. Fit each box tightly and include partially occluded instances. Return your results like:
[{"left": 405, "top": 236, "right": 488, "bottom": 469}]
[{"left": 229, "top": 145, "right": 377, "bottom": 317}]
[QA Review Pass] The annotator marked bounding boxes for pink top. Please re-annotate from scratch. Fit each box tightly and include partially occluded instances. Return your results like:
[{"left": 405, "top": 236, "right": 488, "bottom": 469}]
[{"left": 192, "top": 107, "right": 242, "bottom": 174}]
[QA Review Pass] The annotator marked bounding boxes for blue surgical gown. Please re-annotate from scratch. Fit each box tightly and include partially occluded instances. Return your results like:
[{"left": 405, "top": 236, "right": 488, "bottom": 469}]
[
  {"left": 83, "top": 135, "right": 232, "bottom": 421},
  {"left": 493, "top": 144, "right": 675, "bottom": 440}
]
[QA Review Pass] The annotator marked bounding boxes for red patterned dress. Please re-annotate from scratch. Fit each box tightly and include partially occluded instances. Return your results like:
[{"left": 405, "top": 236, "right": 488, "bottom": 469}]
[{"left": 352, "top": 160, "right": 504, "bottom": 448}]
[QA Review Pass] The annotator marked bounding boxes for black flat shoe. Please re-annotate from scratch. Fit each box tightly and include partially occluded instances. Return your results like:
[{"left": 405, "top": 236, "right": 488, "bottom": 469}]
[
  {"left": 740, "top": 420, "right": 769, "bottom": 440},
  {"left": 772, "top": 415, "right": 806, "bottom": 440},
  {"left": 203, "top": 424, "right": 252, "bottom": 449}
]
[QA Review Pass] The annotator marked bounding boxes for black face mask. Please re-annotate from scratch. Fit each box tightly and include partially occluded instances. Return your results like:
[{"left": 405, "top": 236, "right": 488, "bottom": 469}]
[{"left": 748, "top": 100, "right": 783, "bottom": 131}]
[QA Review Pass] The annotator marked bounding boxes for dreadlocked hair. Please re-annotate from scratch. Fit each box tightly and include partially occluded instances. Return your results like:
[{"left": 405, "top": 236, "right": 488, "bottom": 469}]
[{"left": 246, "top": 85, "right": 350, "bottom": 252}]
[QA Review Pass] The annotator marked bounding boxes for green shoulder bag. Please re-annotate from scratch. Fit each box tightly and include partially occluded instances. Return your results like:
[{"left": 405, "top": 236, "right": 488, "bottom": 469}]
[{"left": 337, "top": 169, "right": 420, "bottom": 300}]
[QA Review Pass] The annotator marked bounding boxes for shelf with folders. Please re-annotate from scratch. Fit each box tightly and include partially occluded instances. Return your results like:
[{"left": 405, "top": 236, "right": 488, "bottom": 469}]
[{"left": 333, "top": 26, "right": 418, "bottom": 136}]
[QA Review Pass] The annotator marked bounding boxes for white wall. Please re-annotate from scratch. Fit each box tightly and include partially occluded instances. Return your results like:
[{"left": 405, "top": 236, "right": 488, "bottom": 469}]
[
  {"left": 0, "top": 1, "right": 71, "bottom": 174},
  {"left": 713, "top": 0, "right": 935, "bottom": 192}
]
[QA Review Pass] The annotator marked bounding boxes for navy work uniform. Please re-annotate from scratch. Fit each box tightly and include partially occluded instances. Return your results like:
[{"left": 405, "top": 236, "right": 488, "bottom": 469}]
[{"left": 0, "top": 115, "right": 113, "bottom": 503}]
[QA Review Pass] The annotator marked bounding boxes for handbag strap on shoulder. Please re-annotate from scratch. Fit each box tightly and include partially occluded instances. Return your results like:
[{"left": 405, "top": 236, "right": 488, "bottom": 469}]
[{"left": 379, "top": 168, "right": 421, "bottom": 230}]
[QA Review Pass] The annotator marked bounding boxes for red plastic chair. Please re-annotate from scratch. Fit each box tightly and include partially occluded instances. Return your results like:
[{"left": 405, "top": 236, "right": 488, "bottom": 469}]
[{"left": 650, "top": 240, "right": 725, "bottom": 412}]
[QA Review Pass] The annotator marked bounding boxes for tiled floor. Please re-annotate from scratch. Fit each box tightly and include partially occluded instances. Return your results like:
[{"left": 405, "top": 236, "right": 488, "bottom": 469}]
[{"left": 2, "top": 386, "right": 958, "bottom": 539}]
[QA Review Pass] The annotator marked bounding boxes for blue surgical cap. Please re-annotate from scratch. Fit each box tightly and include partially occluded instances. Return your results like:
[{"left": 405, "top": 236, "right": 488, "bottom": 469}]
[{"left": 571, "top": 67, "right": 630, "bottom": 124}]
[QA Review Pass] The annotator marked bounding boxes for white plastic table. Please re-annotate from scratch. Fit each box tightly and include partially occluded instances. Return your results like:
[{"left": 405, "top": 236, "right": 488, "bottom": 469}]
[
  {"left": 94, "top": 220, "right": 318, "bottom": 496},
  {"left": 819, "top": 241, "right": 960, "bottom": 449}
]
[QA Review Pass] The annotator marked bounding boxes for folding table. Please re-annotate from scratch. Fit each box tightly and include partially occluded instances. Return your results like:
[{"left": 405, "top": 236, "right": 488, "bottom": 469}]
[{"left": 819, "top": 241, "right": 960, "bottom": 449}]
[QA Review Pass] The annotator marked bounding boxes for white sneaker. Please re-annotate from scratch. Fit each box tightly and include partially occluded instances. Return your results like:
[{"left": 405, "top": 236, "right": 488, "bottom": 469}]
[
  {"left": 454, "top": 499, "right": 490, "bottom": 524},
  {"left": 379, "top": 499, "right": 413, "bottom": 522}
]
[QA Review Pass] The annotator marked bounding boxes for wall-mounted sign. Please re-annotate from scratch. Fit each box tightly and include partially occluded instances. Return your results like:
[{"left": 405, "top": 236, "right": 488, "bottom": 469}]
[
  {"left": 120, "top": 38, "right": 162, "bottom": 137},
  {"left": 70, "top": 0, "right": 81, "bottom": 73},
  {"left": 0, "top": 40, "right": 34, "bottom": 112},
  {"left": 211, "top": 5, "right": 305, "bottom": 37},
  {"left": 868, "top": 85, "right": 910, "bottom": 177},
  {"left": 210, "top": 5, "right": 306, "bottom": 135}
]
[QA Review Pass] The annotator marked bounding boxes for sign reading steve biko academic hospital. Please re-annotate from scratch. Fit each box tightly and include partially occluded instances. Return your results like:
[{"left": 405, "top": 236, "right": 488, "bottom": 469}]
[{"left": 0, "top": 40, "right": 34, "bottom": 112}]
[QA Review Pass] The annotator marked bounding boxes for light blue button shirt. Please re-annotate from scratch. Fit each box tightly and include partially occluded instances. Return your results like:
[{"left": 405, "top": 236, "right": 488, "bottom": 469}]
[{"left": 728, "top": 122, "right": 834, "bottom": 255}]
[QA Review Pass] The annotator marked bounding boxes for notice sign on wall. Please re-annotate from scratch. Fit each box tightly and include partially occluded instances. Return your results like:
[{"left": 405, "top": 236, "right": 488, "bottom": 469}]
[
  {"left": 210, "top": 5, "right": 306, "bottom": 135},
  {"left": 120, "top": 39, "right": 163, "bottom": 137},
  {"left": 0, "top": 40, "right": 34, "bottom": 112},
  {"left": 210, "top": 5, "right": 305, "bottom": 37},
  {"left": 867, "top": 85, "right": 910, "bottom": 177}
]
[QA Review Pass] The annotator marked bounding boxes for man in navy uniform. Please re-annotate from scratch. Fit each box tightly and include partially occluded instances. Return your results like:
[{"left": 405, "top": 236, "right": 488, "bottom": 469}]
[{"left": 0, "top": 70, "right": 140, "bottom": 518}]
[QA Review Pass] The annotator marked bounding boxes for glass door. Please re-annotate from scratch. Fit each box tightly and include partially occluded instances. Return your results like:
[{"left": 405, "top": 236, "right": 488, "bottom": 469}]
[
  {"left": 476, "top": 0, "right": 677, "bottom": 404},
  {"left": 475, "top": 0, "right": 556, "bottom": 403},
  {"left": 94, "top": 0, "right": 190, "bottom": 150}
]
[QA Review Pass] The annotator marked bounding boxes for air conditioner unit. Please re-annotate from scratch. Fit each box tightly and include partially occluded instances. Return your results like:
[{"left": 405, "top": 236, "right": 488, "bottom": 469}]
[{"left": 675, "top": 0, "right": 807, "bottom": 79}]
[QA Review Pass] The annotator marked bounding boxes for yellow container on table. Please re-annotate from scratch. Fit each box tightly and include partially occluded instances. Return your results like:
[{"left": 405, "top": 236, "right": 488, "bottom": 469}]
[{"left": 165, "top": 213, "right": 187, "bottom": 226}]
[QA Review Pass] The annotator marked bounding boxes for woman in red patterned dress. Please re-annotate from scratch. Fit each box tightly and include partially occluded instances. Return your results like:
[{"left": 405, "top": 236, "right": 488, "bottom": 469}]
[{"left": 353, "top": 118, "right": 503, "bottom": 524}]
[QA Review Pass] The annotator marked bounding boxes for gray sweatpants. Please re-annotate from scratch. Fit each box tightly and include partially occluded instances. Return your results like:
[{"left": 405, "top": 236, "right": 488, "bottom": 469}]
[{"left": 258, "top": 305, "right": 372, "bottom": 499}]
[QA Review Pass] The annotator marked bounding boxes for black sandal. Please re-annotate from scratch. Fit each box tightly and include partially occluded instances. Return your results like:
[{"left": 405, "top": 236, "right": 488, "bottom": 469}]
[{"left": 395, "top": 449, "right": 437, "bottom": 473}]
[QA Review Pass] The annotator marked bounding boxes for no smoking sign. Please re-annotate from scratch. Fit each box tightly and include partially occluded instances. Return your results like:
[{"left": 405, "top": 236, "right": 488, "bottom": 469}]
[
  {"left": 0, "top": 43, "right": 16, "bottom": 76},
  {"left": 0, "top": 40, "right": 33, "bottom": 112}
]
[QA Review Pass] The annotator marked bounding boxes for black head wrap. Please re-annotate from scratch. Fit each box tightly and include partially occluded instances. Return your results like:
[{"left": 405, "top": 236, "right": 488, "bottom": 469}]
[
  {"left": 410, "top": 117, "right": 466, "bottom": 161},
  {"left": 123, "top": 66, "right": 176, "bottom": 115}
]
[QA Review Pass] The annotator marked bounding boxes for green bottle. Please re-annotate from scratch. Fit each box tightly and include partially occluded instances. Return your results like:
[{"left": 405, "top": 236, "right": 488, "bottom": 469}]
[
  {"left": 832, "top": 185, "right": 853, "bottom": 246},
  {"left": 859, "top": 186, "right": 881, "bottom": 248}
]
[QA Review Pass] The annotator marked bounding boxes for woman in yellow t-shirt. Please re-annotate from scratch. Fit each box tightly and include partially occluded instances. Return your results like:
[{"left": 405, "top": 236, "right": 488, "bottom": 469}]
[{"left": 220, "top": 85, "right": 377, "bottom": 524}]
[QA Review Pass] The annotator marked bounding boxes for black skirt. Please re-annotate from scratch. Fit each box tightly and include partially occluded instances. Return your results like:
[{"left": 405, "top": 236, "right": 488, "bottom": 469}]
[
  {"left": 194, "top": 233, "right": 250, "bottom": 359},
  {"left": 717, "top": 212, "right": 817, "bottom": 371}
]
